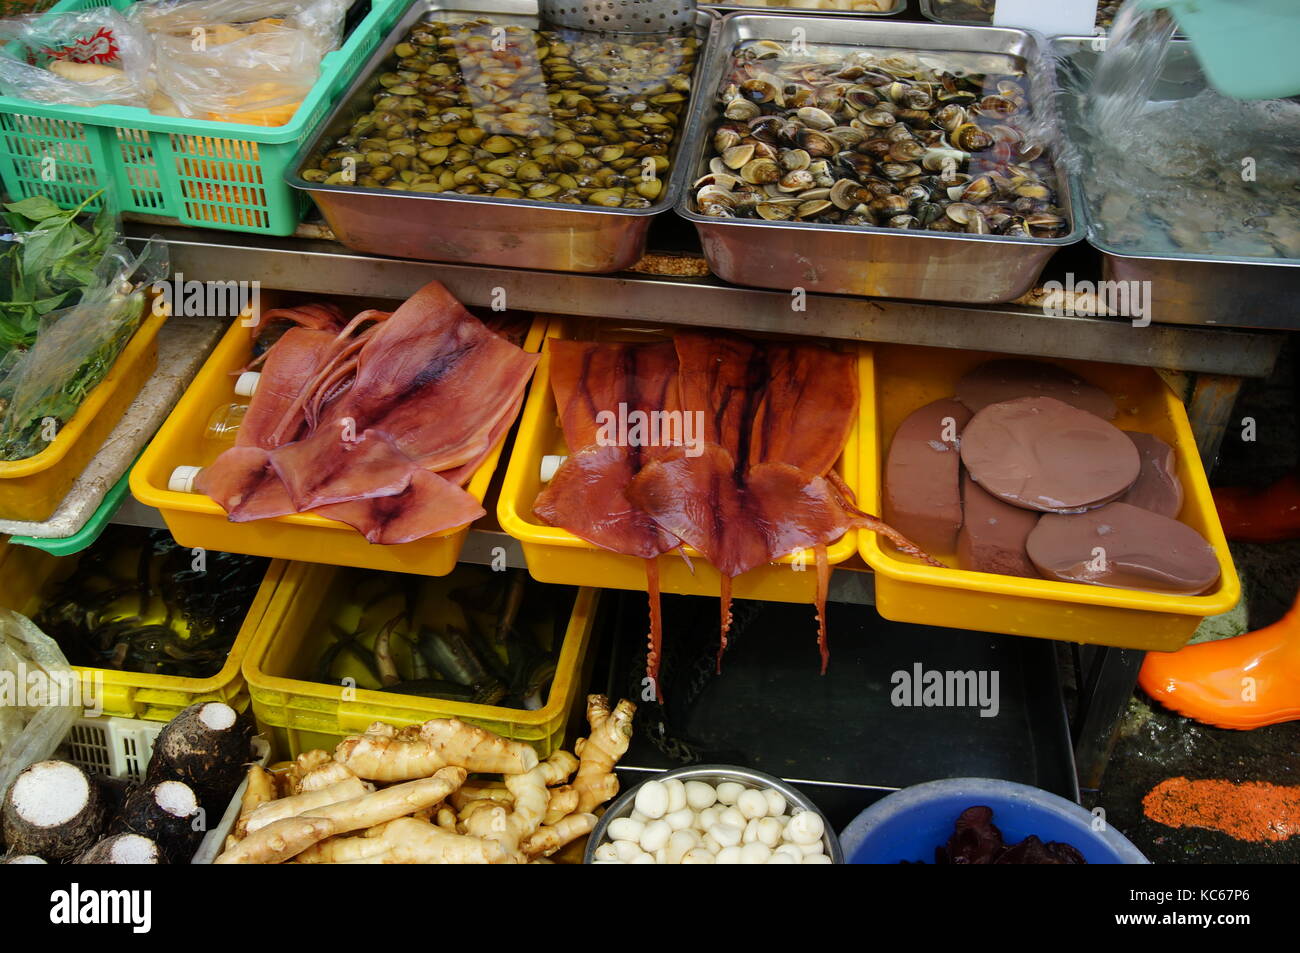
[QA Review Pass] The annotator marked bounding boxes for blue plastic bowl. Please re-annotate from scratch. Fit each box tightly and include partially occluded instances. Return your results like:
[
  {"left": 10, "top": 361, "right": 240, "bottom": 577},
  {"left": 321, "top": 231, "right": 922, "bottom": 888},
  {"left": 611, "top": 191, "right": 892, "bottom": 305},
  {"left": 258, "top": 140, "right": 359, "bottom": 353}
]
[{"left": 840, "top": 778, "right": 1149, "bottom": 865}]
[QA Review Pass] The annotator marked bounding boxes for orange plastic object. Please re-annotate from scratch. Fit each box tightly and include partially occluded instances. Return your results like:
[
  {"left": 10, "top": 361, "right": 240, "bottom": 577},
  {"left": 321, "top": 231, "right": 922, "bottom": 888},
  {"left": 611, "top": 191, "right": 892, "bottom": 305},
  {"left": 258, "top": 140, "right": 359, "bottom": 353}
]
[{"left": 1140, "top": 589, "right": 1300, "bottom": 730}]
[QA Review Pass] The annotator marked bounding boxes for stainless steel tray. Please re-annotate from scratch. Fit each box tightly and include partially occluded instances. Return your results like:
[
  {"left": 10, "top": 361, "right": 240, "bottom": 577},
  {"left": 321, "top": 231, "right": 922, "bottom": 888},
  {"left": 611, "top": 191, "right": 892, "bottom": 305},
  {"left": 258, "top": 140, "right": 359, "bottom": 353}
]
[
  {"left": 920, "top": 0, "right": 1123, "bottom": 31},
  {"left": 675, "top": 15, "right": 1082, "bottom": 303},
  {"left": 1053, "top": 37, "right": 1300, "bottom": 329},
  {"left": 703, "top": 0, "right": 904, "bottom": 19},
  {"left": 287, "top": 0, "right": 717, "bottom": 273}
]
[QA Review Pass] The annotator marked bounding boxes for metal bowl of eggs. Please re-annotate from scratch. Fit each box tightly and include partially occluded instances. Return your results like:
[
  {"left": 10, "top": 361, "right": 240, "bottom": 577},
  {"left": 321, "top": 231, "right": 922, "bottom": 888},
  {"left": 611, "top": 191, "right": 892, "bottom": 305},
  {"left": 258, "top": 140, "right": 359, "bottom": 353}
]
[{"left": 583, "top": 764, "right": 843, "bottom": 864}]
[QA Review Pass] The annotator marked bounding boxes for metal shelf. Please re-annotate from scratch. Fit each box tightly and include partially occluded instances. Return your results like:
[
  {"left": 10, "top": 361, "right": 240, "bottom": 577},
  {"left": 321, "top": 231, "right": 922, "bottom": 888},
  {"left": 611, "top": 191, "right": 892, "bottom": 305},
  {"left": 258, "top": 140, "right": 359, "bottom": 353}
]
[{"left": 128, "top": 225, "right": 1284, "bottom": 378}]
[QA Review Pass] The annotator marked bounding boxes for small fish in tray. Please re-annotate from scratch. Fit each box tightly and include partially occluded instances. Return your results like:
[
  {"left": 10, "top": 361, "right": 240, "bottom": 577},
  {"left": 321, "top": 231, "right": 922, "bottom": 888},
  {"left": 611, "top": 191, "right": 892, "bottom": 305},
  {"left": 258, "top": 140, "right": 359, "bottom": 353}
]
[
  {"left": 313, "top": 568, "right": 570, "bottom": 710},
  {"left": 33, "top": 526, "right": 268, "bottom": 679}
]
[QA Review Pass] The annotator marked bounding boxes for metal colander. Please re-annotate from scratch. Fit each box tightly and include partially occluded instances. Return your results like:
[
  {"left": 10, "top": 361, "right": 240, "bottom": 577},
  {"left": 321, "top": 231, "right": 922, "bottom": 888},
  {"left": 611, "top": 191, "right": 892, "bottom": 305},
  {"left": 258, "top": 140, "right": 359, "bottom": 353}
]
[{"left": 538, "top": 0, "right": 697, "bottom": 34}]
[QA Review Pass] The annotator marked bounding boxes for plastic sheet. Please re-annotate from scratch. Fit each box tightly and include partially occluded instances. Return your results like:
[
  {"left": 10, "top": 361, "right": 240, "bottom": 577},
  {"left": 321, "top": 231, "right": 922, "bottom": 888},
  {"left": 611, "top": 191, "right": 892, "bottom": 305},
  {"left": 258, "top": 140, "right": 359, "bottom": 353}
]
[
  {"left": 0, "top": 235, "right": 169, "bottom": 461},
  {"left": 0, "top": 609, "right": 80, "bottom": 800},
  {"left": 0, "top": 8, "right": 154, "bottom": 108},
  {"left": 130, "top": 0, "right": 349, "bottom": 123}
]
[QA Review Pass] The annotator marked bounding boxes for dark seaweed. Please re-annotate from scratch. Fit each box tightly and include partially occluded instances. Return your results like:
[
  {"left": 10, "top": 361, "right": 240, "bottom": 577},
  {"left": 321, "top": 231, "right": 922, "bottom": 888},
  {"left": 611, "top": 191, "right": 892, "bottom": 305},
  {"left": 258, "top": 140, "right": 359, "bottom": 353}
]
[{"left": 914, "top": 805, "right": 1088, "bottom": 865}]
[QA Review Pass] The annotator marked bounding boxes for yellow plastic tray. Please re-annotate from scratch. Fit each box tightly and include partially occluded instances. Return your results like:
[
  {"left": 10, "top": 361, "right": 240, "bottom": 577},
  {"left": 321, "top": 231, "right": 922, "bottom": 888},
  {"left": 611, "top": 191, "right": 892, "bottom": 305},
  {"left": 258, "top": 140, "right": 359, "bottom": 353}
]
[
  {"left": 0, "top": 302, "right": 167, "bottom": 523},
  {"left": 242, "top": 561, "right": 598, "bottom": 759},
  {"left": 0, "top": 537, "right": 283, "bottom": 721},
  {"left": 131, "top": 314, "right": 545, "bottom": 576},
  {"left": 498, "top": 318, "right": 860, "bottom": 602},
  {"left": 858, "top": 344, "right": 1240, "bottom": 652}
]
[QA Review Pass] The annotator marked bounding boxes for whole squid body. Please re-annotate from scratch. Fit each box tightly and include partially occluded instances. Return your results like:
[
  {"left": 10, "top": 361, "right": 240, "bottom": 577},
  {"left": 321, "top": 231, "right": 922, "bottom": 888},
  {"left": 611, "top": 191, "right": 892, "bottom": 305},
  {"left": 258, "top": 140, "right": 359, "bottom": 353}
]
[
  {"left": 197, "top": 283, "right": 539, "bottom": 544},
  {"left": 534, "top": 330, "right": 937, "bottom": 696}
]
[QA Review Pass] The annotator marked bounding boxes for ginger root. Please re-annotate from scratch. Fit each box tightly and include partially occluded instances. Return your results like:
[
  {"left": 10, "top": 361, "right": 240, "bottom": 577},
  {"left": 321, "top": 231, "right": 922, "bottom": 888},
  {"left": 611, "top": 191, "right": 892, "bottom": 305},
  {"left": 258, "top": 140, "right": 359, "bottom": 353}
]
[
  {"left": 243, "top": 776, "right": 371, "bottom": 834},
  {"left": 216, "top": 768, "right": 465, "bottom": 864},
  {"left": 300, "top": 817, "right": 509, "bottom": 864},
  {"left": 232, "top": 765, "right": 277, "bottom": 839},
  {"left": 553, "top": 696, "right": 636, "bottom": 814},
  {"left": 335, "top": 719, "right": 539, "bottom": 780},
  {"left": 521, "top": 813, "right": 597, "bottom": 859}
]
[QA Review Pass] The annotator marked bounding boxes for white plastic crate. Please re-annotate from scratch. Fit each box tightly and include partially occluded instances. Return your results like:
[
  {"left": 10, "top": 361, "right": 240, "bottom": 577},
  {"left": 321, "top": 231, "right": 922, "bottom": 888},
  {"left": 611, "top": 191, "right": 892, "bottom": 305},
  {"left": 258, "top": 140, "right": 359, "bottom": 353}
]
[{"left": 56, "top": 714, "right": 268, "bottom": 862}]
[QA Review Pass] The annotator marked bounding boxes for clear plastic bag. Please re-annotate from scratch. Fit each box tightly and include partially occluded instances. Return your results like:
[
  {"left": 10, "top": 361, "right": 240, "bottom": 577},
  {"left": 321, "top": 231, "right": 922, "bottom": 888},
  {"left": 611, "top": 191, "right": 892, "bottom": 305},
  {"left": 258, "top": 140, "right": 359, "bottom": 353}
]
[
  {"left": 130, "top": 0, "right": 349, "bottom": 123},
  {"left": 0, "top": 8, "right": 154, "bottom": 108},
  {"left": 0, "top": 237, "right": 169, "bottom": 461},
  {"left": 0, "top": 610, "right": 80, "bottom": 801}
]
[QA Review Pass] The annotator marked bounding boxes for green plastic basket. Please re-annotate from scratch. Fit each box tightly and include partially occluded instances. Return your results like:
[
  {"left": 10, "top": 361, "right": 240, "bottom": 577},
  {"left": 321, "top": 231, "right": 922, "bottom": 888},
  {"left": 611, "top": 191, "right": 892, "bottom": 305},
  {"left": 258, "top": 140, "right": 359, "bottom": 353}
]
[
  {"left": 7, "top": 464, "right": 133, "bottom": 557},
  {"left": 0, "top": 0, "right": 403, "bottom": 235}
]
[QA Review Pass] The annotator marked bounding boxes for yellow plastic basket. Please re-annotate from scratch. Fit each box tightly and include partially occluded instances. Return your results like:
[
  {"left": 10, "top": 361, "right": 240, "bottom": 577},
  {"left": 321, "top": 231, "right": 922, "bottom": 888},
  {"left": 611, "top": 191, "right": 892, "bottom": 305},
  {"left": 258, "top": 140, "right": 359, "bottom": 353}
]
[
  {"left": 858, "top": 344, "right": 1240, "bottom": 652},
  {"left": 0, "top": 538, "right": 283, "bottom": 721},
  {"left": 241, "top": 561, "right": 598, "bottom": 759},
  {"left": 498, "top": 318, "right": 860, "bottom": 603},
  {"left": 131, "top": 314, "right": 545, "bottom": 576},
  {"left": 0, "top": 304, "right": 167, "bottom": 523}
]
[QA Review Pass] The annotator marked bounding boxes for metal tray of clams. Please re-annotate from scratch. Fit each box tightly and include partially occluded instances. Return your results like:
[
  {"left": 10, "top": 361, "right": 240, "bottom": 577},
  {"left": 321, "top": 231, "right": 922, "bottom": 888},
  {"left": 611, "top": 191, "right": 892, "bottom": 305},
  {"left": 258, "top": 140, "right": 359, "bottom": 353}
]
[
  {"left": 1053, "top": 37, "right": 1300, "bottom": 329},
  {"left": 702, "top": 0, "right": 904, "bottom": 19},
  {"left": 288, "top": 0, "right": 715, "bottom": 273},
  {"left": 920, "top": 0, "right": 1125, "bottom": 31},
  {"left": 675, "top": 16, "right": 1082, "bottom": 302}
]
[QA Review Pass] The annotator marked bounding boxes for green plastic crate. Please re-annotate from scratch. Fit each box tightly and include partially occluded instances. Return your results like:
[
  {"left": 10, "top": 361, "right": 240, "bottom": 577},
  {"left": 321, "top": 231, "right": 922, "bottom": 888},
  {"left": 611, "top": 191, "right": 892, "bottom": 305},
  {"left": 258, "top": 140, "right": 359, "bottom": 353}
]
[{"left": 0, "top": 0, "right": 403, "bottom": 234}]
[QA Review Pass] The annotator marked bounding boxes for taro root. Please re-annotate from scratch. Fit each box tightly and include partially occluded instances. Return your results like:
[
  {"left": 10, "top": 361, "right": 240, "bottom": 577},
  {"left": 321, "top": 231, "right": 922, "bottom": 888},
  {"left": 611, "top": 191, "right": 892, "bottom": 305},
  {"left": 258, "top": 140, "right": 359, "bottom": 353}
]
[
  {"left": 76, "top": 833, "right": 165, "bottom": 865},
  {"left": 117, "top": 780, "right": 203, "bottom": 863},
  {"left": 2, "top": 760, "right": 106, "bottom": 861},
  {"left": 145, "top": 702, "right": 253, "bottom": 813}
]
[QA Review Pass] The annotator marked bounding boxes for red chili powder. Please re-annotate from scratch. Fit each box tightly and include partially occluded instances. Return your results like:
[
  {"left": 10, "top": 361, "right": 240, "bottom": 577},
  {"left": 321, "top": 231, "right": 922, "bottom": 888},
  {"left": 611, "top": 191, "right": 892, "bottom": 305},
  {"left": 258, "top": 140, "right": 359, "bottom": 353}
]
[{"left": 1143, "top": 777, "right": 1300, "bottom": 843}]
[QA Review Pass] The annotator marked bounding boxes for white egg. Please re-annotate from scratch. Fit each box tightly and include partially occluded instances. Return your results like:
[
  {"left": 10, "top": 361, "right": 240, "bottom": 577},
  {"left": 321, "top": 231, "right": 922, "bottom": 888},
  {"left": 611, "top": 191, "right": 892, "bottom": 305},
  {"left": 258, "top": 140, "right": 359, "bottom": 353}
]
[
  {"left": 665, "top": 808, "right": 695, "bottom": 832},
  {"left": 634, "top": 781, "right": 669, "bottom": 819},
  {"left": 665, "top": 830, "right": 698, "bottom": 864},
  {"left": 696, "top": 807, "right": 720, "bottom": 831},
  {"left": 607, "top": 817, "right": 645, "bottom": 843},
  {"left": 715, "top": 781, "right": 745, "bottom": 806},
  {"left": 708, "top": 822, "right": 743, "bottom": 848},
  {"left": 773, "top": 843, "right": 804, "bottom": 862},
  {"left": 740, "top": 842, "right": 772, "bottom": 864},
  {"left": 742, "top": 818, "right": 761, "bottom": 844},
  {"left": 756, "top": 817, "right": 783, "bottom": 847},
  {"left": 737, "top": 789, "right": 768, "bottom": 819},
  {"left": 684, "top": 780, "right": 718, "bottom": 811},
  {"left": 763, "top": 789, "right": 787, "bottom": 818},
  {"left": 594, "top": 842, "right": 620, "bottom": 862},
  {"left": 786, "top": 810, "right": 825, "bottom": 845},
  {"left": 682, "top": 848, "right": 715, "bottom": 864},
  {"left": 663, "top": 778, "right": 688, "bottom": 814},
  {"left": 613, "top": 839, "right": 643, "bottom": 862},
  {"left": 639, "top": 819, "right": 672, "bottom": 853},
  {"left": 718, "top": 807, "right": 747, "bottom": 829},
  {"left": 715, "top": 845, "right": 744, "bottom": 864}
]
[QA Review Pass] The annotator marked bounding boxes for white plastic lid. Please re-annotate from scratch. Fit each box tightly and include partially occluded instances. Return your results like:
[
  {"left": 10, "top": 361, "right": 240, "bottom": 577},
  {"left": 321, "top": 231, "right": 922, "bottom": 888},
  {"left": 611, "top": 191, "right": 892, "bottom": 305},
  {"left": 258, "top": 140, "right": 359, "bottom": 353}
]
[
  {"left": 234, "top": 371, "right": 261, "bottom": 397},
  {"left": 168, "top": 465, "right": 203, "bottom": 494},
  {"left": 540, "top": 454, "right": 567, "bottom": 483}
]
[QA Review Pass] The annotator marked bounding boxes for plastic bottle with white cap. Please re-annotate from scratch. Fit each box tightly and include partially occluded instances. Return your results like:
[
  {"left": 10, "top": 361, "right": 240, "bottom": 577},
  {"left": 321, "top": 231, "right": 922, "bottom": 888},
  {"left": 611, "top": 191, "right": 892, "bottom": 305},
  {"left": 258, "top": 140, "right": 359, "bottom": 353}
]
[{"left": 168, "top": 372, "right": 261, "bottom": 493}]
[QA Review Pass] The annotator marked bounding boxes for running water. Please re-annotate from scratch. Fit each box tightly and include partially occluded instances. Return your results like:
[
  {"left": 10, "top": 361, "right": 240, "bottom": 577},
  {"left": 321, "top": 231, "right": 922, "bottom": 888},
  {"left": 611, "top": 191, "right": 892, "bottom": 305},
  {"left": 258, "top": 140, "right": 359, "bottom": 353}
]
[
  {"left": 1072, "top": 0, "right": 1300, "bottom": 258},
  {"left": 1087, "top": 2, "right": 1178, "bottom": 135}
]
